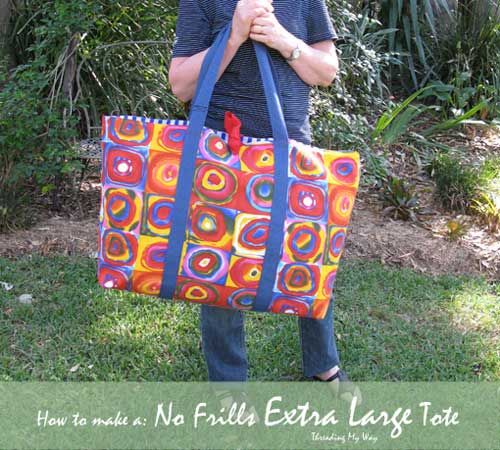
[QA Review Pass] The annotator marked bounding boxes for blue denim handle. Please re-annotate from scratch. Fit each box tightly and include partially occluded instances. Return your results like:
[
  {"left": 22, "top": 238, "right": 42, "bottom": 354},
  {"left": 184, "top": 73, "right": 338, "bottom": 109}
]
[{"left": 160, "top": 22, "right": 289, "bottom": 312}]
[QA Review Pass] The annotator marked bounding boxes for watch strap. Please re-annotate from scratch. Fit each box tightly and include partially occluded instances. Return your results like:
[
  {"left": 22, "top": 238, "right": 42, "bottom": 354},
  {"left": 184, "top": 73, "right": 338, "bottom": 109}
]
[{"left": 285, "top": 42, "right": 301, "bottom": 61}]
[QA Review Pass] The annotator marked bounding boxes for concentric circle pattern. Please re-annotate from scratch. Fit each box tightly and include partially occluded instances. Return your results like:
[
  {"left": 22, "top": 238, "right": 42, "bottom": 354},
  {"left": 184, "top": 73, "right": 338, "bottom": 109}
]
[
  {"left": 182, "top": 245, "right": 229, "bottom": 284},
  {"left": 246, "top": 174, "right": 274, "bottom": 212},
  {"left": 227, "top": 289, "right": 256, "bottom": 310},
  {"left": 328, "top": 155, "right": 358, "bottom": 185},
  {"left": 285, "top": 222, "right": 324, "bottom": 263},
  {"left": 175, "top": 279, "right": 220, "bottom": 304},
  {"left": 277, "top": 263, "right": 320, "bottom": 297},
  {"left": 99, "top": 116, "right": 360, "bottom": 319},
  {"left": 193, "top": 162, "right": 238, "bottom": 204},
  {"left": 101, "top": 229, "right": 138, "bottom": 266},
  {"left": 326, "top": 227, "right": 346, "bottom": 263},
  {"left": 289, "top": 181, "right": 326, "bottom": 220},
  {"left": 240, "top": 144, "right": 274, "bottom": 172},
  {"left": 158, "top": 126, "right": 186, "bottom": 152},
  {"left": 140, "top": 241, "right": 168, "bottom": 271},
  {"left": 142, "top": 194, "right": 173, "bottom": 237},
  {"left": 146, "top": 151, "right": 180, "bottom": 196},
  {"left": 105, "top": 146, "right": 146, "bottom": 187},
  {"left": 108, "top": 117, "right": 153, "bottom": 146},
  {"left": 233, "top": 215, "right": 270, "bottom": 257},
  {"left": 199, "top": 130, "right": 238, "bottom": 166},
  {"left": 132, "top": 271, "right": 162, "bottom": 295},
  {"left": 189, "top": 203, "right": 233, "bottom": 249},
  {"left": 290, "top": 146, "right": 326, "bottom": 180},
  {"left": 98, "top": 264, "right": 131, "bottom": 290},
  {"left": 328, "top": 186, "right": 356, "bottom": 226},
  {"left": 104, "top": 188, "right": 141, "bottom": 232},
  {"left": 269, "top": 296, "right": 312, "bottom": 316},
  {"left": 229, "top": 257, "right": 262, "bottom": 288}
]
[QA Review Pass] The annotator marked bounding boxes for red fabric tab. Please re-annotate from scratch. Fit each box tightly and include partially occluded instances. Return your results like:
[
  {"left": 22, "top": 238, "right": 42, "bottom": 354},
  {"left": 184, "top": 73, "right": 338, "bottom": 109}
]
[{"left": 224, "top": 111, "right": 242, "bottom": 155}]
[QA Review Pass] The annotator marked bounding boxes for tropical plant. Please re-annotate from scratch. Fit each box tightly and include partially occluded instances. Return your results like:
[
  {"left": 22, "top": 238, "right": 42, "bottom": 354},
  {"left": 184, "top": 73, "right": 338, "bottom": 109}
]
[
  {"left": 432, "top": 0, "right": 500, "bottom": 118},
  {"left": 371, "top": 82, "right": 489, "bottom": 167},
  {"left": 375, "top": 0, "right": 454, "bottom": 90},
  {"left": 373, "top": 0, "right": 500, "bottom": 116},
  {"left": 324, "top": 0, "right": 399, "bottom": 113},
  {"left": 471, "top": 156, "right": 500, "bottom": 233},
  {"left": 471, "top": 192, "right": 500, "bottom": 233},
  {"left": 428, "top": 152, "right": 500, "bottom": 219},
  {"left": 312, "top": 0, "right": 398, "bottom": 186},
  {"left": 380, "top": 174, "right": 419, "bottom": 221}
]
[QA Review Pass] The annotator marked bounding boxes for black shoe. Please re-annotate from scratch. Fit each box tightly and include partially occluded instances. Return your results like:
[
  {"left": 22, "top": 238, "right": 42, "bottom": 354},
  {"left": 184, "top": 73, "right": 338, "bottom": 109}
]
[{"left": 312, "top": 369, "right": 362, "bottom": 406}]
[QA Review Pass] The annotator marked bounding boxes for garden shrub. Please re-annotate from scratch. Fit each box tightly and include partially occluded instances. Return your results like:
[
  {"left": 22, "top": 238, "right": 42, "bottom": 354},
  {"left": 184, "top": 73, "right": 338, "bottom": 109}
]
[
  {"left": 1, "top": 0, "right": 178, "bottom": 230},
  {"left": 429, "top": 152, "right": 481, "bottom": 212},
  {"left": 471, "top": 156, "right": 500, "bottom": 233},
  {"left": 0, "top": 52, "right": 80, "bottom": 230},
  {"left": 429, "top": 152, "right": 500, "bottom": 226}
]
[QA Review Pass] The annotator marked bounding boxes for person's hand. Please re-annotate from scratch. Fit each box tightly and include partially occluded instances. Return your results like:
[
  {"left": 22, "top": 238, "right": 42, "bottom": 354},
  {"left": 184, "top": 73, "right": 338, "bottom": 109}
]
[
  {"left": 249, "top": 12, "right": 298, "bottom": 57},
  {"left": 231, "top": 0, "right": 274, "bottom": 46}
]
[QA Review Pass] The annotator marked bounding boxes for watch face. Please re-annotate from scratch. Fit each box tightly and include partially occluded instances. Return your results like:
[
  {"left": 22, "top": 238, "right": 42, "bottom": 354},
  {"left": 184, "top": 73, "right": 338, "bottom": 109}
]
[{"left": 291, "top": 47, "right": 301, "bottom": 60}]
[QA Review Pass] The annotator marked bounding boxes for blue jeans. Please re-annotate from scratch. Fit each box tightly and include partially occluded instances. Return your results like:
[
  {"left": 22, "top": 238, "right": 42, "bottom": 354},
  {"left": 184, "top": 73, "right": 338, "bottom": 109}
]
[{"left": 199, "top": 292, "right": 340, "bottom": 381}]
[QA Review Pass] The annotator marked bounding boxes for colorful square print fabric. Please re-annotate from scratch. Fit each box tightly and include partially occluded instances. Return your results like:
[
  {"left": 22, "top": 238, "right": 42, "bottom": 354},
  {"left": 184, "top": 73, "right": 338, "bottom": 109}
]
[{"left": 98, "top": 116, "right": 360, "bottom": 319}]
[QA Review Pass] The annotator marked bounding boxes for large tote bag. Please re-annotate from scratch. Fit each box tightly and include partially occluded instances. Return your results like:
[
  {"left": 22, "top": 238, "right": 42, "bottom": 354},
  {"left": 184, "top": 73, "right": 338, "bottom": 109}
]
[{"left": 98, "top": 22, "right": 361, "bottom": 319}]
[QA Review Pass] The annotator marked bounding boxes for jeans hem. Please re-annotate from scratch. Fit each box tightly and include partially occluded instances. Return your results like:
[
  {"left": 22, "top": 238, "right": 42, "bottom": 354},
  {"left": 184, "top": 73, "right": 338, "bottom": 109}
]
[{"left": 302, "top": 359, "right": 341, "bottom": 379}]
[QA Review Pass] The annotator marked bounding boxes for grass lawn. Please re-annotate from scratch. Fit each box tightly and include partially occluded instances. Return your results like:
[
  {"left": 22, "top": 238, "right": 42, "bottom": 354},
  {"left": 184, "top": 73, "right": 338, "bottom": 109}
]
[{"left": 0, "top": 256, "right": 498, "bottom": 381}]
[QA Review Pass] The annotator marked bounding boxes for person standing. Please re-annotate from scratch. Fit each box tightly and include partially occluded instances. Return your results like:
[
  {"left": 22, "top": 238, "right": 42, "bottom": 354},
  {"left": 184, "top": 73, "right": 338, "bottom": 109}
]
[{"left": 168, "top": 0, "right": 361, "bottom": 402}]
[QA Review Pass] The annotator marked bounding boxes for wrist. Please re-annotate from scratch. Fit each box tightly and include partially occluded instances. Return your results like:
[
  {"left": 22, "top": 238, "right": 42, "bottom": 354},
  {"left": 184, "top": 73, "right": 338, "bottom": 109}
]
[
  {"left": 229, "top": 28, "right": 246, "bottom": 48},
  {"left": 279, "top": 34, "right": 301, "bottom": 59}
]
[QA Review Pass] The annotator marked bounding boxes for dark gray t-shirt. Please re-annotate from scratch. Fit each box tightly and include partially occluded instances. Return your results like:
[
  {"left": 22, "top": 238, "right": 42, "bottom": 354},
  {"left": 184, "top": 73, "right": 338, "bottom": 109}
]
[{"left": 172, "top": 0, "right": 338, "bottom": 144}]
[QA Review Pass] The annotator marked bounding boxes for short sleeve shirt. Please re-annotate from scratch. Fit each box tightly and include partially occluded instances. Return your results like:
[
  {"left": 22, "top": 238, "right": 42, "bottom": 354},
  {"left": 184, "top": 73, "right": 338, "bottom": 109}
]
[{"left": 172, "top": 0, "right": 338, "bottom": 145}]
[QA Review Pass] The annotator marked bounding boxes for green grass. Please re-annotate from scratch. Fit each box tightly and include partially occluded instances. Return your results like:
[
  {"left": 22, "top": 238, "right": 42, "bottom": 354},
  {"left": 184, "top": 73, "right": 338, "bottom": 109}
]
[{"left": 0, "top": 256, "right": 498, "bottom": 381}]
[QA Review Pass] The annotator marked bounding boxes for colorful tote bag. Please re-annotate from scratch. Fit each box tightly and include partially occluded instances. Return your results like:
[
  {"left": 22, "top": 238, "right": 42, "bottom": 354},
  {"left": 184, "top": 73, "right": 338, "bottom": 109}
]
[{"left": 98, "top": 23, "right": 361, "bottom": 319}]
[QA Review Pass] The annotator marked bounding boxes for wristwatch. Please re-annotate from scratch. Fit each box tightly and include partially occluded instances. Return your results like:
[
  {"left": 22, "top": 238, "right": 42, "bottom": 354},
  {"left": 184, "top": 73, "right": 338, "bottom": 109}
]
[{"left": 285, "top": 42, "right": 301, "bottom": 62}]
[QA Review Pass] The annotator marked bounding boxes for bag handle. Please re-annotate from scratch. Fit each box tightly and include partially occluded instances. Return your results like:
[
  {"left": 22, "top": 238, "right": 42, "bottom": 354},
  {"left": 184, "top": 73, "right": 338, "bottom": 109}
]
[{"left": 160, "top": 22, "right": 289, "bottom": 312}]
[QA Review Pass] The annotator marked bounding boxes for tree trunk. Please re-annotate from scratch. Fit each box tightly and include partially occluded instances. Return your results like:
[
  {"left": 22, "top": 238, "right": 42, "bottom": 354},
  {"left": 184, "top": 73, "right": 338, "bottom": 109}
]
[
  {"left": 0, "top": 0, "right": 12, "bottom": 49},
  {"left": 0, "top": 0, "right": 20, "bottom": 72}
]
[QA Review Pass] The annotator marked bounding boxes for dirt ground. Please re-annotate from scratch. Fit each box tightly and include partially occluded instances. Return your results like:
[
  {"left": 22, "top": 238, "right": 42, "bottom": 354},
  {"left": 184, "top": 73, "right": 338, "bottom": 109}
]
[
  {"left": 0, "top": 187, "right": 498, "bottom": 282},
  {"left": 347, "top": 193, "right": 499, "bottom": 280},
  {"left": 0, "top": 127, "right": 499, "bottom": 281}
]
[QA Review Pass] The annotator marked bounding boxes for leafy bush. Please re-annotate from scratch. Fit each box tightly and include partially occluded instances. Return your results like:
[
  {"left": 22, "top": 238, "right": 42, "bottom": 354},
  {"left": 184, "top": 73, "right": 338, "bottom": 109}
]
[
  {"left": 375, "top": 0, "right": 454, "bottom": 91},
  {"left": 446, "top": 219, "right": 467, "bottom": 241},
  {"left": 471, "top": 192, "right": 500, "bottom": 233},
  {"left": 325, "top": 0, "right": 399, "bottom": 112},
  {"left": 0, "top": 51, "right": 80, "bottom": 230},
  {"left": 471, "top": 156, "right": 500, "bottom": 233},
  {"left": 429, "top": 153, "right": 500, "bottom": 226},
  {"left": 1, "top": 0, "right": 180, "bottom": 230},
  {"left": 428, "top": 152, "right": 481, "bottom": 212},
  {"left": 372, "top": 82, "right": 488, "bottom": 146},
  {"left": 6, "top": 0, "right": 496, "bottom": 232}
]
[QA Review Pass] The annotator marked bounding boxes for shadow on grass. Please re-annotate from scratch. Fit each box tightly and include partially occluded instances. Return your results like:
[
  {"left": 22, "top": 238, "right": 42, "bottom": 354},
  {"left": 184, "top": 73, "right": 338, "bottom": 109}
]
[{"left": 0, "top": 256, "right": 498, "bottom": 381}]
